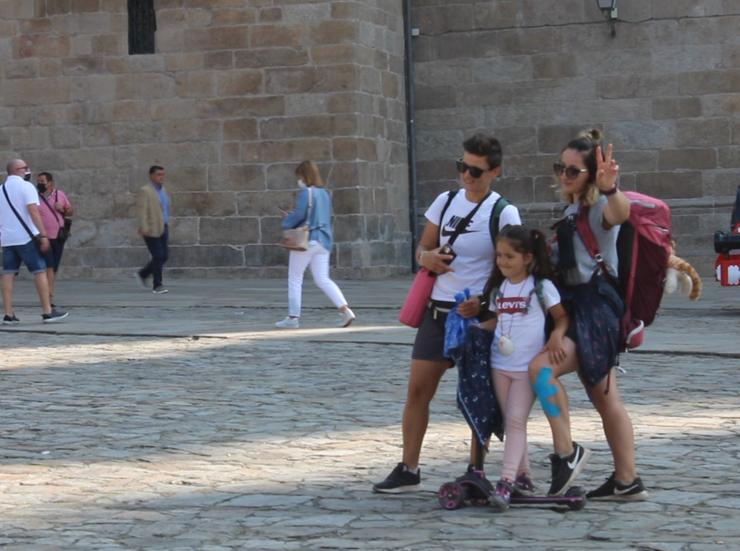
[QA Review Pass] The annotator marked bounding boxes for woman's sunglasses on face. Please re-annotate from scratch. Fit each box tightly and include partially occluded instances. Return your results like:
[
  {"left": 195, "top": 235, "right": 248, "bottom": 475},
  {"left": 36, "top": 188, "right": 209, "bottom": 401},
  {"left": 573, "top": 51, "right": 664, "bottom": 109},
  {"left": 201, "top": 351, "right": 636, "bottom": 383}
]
[
  {"left": 456, "top": 159, "right": 488, "bottom": 179},
  {"left": 553, "top": 162, "right": 587, "bottom": 179}
]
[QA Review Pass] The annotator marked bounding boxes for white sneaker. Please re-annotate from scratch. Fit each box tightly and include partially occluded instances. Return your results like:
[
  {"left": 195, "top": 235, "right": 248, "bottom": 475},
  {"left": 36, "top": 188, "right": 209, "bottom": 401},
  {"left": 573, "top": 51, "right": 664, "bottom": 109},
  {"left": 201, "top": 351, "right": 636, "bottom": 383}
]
[
  {"left": 338, "top": 308, "right": 356, "bottom": 328},
  {"left": 275, "top": 317, "right": 299, "bottom": 329}
]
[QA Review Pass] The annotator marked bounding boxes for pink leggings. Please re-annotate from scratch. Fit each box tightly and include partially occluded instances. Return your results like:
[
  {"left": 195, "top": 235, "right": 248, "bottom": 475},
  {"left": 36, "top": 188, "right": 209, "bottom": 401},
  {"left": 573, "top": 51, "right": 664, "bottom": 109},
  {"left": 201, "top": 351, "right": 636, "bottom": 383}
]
[{"left": 493, "top": 369, "right": 535, "bottom": 482}]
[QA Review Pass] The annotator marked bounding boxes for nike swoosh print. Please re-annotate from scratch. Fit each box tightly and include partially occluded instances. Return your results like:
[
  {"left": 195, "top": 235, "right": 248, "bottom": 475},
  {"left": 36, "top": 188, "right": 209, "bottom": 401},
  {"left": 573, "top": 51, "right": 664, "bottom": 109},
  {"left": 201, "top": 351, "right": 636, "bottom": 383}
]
[{"left": 567, "top": 447, "right": 581, "bottom": 470}]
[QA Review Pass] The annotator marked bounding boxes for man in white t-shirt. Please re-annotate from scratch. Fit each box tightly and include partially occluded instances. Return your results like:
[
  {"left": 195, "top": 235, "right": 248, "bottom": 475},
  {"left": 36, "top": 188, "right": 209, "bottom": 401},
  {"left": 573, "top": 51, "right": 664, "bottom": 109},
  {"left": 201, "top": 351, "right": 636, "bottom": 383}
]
[{"left": 1, "top": 159, "right": 68, "bottom": 324}]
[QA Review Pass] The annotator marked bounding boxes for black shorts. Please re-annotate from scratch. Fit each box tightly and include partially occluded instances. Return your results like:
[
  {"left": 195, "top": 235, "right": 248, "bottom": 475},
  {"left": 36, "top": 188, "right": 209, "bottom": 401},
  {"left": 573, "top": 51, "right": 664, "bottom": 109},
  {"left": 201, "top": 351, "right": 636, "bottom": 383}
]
[
  {"left": 42, "top": 238, "right": 66, "bottom": 272},
  {"left": 411, "top": 301, "right": 456, "bottom": 364}
]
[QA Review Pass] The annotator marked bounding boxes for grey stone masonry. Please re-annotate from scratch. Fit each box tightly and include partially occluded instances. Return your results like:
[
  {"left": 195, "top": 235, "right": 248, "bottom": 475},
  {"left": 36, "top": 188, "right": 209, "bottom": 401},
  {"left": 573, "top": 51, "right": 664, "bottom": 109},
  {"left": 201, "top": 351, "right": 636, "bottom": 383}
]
[
  {"left": 411, "top": 0, "right": 740, "bottom": 275},
  {"left": 0, "top": 0, "right": 410, "bottom": 279}
]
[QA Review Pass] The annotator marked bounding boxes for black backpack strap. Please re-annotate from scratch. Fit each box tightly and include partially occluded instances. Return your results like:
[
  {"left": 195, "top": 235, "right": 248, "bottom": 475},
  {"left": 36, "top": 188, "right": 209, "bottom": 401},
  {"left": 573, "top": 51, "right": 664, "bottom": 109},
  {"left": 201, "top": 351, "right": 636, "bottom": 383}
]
[
  {"left": 437, "top": 189, "right": 459, "bottom": 245},
  {"left": 489, "top": 196, "right": 510, "bottom": 243}
]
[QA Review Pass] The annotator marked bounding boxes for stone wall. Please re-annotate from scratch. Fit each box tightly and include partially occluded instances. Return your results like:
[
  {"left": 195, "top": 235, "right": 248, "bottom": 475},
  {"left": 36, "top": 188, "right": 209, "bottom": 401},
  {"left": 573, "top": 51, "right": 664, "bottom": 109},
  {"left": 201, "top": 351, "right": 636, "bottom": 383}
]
[
  {"left": 411, "top": 0, "right": 740, "bottom": 274},
  {"left": 0, "top": 0, "right": 410, "bottom": 279}
]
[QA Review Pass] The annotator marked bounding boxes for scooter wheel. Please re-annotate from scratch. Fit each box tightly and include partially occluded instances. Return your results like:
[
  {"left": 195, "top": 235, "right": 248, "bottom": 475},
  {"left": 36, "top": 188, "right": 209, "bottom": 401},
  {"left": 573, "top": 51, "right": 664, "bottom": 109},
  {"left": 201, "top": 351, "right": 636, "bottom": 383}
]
[
  {"left": 565, "top": 486, "right": 586, "bottom": 510},
  {"left": 438, "top": 482, "right": 465, "bottom": 510}
]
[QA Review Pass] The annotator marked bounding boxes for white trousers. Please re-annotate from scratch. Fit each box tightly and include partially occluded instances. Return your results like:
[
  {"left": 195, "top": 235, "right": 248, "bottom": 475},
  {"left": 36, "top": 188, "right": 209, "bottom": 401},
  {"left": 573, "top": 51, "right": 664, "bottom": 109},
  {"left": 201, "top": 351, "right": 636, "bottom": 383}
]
[{"left": 287, "top": 242, "right": 347, "bottom": 318}]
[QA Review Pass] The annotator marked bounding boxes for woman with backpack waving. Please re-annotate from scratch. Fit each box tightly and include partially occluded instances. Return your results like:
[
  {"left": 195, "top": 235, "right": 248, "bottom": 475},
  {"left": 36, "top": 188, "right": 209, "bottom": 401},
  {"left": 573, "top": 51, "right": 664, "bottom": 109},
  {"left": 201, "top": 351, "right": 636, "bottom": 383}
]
[
  {"left": 373, "top": 133, "right": 521, "bottom": 493},
  {"left": 528, "top": 129, "right": 647, "bottom": 501}
]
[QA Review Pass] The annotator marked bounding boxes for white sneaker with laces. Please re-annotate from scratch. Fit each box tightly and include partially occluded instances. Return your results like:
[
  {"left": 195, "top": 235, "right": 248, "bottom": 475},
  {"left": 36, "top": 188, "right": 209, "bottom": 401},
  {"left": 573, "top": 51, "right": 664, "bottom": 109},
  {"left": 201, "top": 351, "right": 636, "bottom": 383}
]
[
  {"left": 338, "top": 308, "right": 356, "bottom": 327},
  {"left": 275, "top": 317, "right": 299, "bottom": 329}
]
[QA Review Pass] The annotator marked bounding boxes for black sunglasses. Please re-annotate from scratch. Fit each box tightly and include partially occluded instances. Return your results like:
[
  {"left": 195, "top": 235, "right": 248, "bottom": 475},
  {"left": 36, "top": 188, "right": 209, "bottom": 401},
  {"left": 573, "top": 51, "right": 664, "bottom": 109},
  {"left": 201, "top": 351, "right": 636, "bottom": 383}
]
[
  {"left": 553, "top": 162, "right": 587, "bottom": 179},
  {"left": 456, "top": 159, "right": 488, "bottom": 179}
]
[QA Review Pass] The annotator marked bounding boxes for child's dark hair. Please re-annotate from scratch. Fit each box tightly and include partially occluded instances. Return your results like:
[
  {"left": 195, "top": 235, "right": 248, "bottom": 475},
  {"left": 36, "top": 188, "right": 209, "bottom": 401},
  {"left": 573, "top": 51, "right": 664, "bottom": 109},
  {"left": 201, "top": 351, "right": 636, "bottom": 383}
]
[{"left": 483, "top": 225, "right": 554, "bottom": 298}]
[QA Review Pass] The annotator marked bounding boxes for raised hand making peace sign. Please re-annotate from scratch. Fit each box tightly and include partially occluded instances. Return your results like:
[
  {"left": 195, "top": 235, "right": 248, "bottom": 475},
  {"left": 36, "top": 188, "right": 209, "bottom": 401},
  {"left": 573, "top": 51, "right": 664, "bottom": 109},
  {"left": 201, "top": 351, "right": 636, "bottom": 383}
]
[{"left": 595, "top": 143, "right": 619, "bottom": 193}]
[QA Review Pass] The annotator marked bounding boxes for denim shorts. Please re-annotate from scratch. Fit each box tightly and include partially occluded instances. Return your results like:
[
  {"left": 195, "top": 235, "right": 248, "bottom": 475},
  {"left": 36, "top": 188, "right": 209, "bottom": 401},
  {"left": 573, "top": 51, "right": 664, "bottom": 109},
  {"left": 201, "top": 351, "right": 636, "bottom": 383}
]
[{"left": 2, "top": 241, "right": 47, "bottom": 274}]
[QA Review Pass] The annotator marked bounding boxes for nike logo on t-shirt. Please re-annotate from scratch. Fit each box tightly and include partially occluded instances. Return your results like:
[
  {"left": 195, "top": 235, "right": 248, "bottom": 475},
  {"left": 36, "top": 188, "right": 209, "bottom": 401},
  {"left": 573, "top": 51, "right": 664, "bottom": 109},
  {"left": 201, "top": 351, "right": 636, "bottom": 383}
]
[{"left": 441, "top": 215, "right": 479, "bottom": 237}]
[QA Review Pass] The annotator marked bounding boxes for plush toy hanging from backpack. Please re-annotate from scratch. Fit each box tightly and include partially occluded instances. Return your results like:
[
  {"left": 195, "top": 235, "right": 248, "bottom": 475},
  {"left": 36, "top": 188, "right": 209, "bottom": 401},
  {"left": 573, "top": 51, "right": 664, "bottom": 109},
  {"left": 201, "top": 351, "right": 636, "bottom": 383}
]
[{"left": 664, "top": 241, "right": 702, "bottom": 300}]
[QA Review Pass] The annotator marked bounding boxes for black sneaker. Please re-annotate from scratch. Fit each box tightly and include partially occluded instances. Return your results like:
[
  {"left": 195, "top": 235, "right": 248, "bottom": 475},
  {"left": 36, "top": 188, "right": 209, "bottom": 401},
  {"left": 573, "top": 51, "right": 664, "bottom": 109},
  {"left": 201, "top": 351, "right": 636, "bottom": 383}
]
[
  {"left": 42, "top": 309, "right": 69, "bottom": 323},
  {"left": 372, "top": 463, "right": 421, "bottom": 493},
  {"left": 587, "top": 472, "right": 648, "bottom": 501},
  {"left": 548, "top": 441, "right": 591, "bottom": 496},
  {"left": 2, "top": 314, "right": 20, "bottom": 325},
  {"left": 152, "top": 286, "right": 169, "bottom": 294}
]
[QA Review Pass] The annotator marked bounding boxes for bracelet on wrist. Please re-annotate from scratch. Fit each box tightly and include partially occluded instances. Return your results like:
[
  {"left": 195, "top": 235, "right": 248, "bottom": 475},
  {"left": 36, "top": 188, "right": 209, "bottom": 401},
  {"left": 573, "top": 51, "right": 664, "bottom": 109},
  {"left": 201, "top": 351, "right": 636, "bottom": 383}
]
[{"left": 600, "top": 183, "right": 619, "bottom": 196}]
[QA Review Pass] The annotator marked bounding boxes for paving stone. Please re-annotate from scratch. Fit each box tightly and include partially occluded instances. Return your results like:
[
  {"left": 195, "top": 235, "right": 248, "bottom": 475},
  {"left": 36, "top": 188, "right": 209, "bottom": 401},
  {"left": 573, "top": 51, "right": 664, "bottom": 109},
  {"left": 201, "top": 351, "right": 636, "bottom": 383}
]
[{"left": 0, "top": 278, "right": 737, "bottom": 548}]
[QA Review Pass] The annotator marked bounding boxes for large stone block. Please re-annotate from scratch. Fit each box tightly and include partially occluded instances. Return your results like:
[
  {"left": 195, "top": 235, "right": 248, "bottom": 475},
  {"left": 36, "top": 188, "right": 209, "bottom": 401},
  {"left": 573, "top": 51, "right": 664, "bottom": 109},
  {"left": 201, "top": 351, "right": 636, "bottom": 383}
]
[
  {"left": 200, "top": 216, "right": 260, "bottom": 244},
  {"left": 333, "top": 214, "right": 365, "bottom": 241},
  {"left": 259, "top": 114, "right": 357, "bottom": 140},
  {"left": 185, "top": 26, "right": 250, "bottom": 51},
  {"left": 0, "top": 78, "right": 71, "bottom": 106},
  {"left": 598, "top": 74, "right": 679, "bottom": 99},
  {"left": 652, "top": 96, "right": 702, "bottom": 119},
  {"left": 676, "top": 118, "right": 730, "bottom": 147},
  {"left": 244, "top": 138, "right": 332, "bottom": 163},
  {"left": 217, "top": 70, "right": 263, "bottom": 96},
  {"left": 636, "top": 171, "right": 703, "bottom": 199},
  {"left": 163, "top": 166, "right": 208, "bottom": 192},
  {"left": 175, "top": 72, "right": 215, "bottom": 98},
  {"left": 651, "top": 0, "right": 724, "bottom": 19},
  {"left": 309, "top": 20, "right": 359, "bottom": 44},
  {"left": 332, "top": 137, "right": 377, "bottom": 161},
  {"left": 718, "top": 146, "right": 740, "bottom": 168},
  {"left": 658, "top": 149, "right": 717, "bottom": 170},
  {"left": 236, "top": 190, "right": 295, "bottom": 217},
  {"left": 197, "top": 96, "right": 285, "bottom": 118},
  {"left": 168, "top": 245, "right": 244, "bottom": 268},
  {"left": 223, "top": 118, "right": 258, "bottom": 141},
  {"left": 331, "top": 187, "right": 361, "bottom": 214},
  {"left": 208, "top": 164, "right": 265, "bottom": 191},
  {"left": 235, "top": 47, "right": 308, "bottom": 69},
  {"left": 606, "top": 120, "right": 676, "bottom": 149},
  {"left": 14, "top": 34, "right": 70, "bottom": 58},
  {"left": 259, "top": 216, "right": 284, "bottom": 245},
  {"left": 250, "top": 24, "right": 302, "bottom": 48},
  {"left": 172, "top": 192, "right": 237, "bottom": 217},
  {"left": 679, "top": 70, "right": 740, "bottom": 95},
  {"left": 503, "top": 154, "right": 554, "bottom": 179}
]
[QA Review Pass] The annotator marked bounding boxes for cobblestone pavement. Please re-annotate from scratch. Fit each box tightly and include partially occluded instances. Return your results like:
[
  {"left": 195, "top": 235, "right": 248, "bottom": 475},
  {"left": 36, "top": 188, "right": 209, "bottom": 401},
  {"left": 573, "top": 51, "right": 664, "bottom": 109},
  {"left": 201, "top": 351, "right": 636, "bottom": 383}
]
[{"left": 0, "top": 278, "right": 738, "bottom": 550}]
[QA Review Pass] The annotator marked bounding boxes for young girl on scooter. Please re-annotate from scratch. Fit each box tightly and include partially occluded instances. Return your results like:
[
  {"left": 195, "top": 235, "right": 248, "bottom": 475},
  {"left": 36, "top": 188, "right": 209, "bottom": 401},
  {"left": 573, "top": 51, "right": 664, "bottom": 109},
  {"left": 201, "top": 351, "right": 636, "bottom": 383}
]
[{"left": 478, "top": 225, "right": 569, "bottom": 511}]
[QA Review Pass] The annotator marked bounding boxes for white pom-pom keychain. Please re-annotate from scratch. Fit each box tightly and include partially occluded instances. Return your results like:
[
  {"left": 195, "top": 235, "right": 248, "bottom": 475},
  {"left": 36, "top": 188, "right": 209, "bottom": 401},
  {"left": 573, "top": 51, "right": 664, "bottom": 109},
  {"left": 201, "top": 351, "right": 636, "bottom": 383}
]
[{"left": 498, "top": 335, "right": 515, "bottom": 356}]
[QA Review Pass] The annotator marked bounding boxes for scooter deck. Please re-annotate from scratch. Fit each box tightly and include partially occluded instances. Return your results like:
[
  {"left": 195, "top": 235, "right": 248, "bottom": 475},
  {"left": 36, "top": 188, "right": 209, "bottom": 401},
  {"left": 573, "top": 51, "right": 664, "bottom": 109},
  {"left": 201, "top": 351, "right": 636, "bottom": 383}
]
[{"left": 438, "top": 476, "right": 587, "bottom": 511}]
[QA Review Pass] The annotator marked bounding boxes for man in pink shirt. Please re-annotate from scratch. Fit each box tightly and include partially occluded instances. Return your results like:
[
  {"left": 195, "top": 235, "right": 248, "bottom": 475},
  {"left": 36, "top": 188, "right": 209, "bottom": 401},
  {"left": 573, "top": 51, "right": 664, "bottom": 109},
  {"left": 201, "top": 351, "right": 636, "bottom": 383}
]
[{"left": 36, "top": 172, "right": 73, "bottom": 307}]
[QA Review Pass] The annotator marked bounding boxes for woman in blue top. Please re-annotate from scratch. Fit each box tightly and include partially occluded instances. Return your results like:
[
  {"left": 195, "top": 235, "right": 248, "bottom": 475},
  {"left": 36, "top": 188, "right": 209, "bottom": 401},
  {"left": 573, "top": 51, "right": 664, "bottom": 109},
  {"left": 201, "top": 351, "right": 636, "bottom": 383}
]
[{"left": 276, "top": 161, "right": 355, "bottom": 329}]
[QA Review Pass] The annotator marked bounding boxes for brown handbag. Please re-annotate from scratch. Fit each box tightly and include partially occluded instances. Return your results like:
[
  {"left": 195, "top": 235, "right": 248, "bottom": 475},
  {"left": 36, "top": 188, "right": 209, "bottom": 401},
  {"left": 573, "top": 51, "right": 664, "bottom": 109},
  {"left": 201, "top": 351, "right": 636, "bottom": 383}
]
[{"left": 280, "top": 187, "right": 313, "bottom": 251}]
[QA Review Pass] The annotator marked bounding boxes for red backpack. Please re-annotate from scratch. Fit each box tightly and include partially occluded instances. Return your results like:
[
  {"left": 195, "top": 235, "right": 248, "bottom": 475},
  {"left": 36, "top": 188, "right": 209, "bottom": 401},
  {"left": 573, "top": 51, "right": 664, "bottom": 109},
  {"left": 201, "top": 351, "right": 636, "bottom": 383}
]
[{"left": 577, "top": 192, "right": 672, "bottom": 351}]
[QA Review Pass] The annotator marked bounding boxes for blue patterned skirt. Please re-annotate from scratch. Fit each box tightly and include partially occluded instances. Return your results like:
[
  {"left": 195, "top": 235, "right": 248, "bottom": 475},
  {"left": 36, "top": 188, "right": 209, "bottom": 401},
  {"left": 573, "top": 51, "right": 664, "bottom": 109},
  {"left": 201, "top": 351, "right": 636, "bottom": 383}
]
[{"left": 561, "top": 275, "right": 623, "bottom": 388}]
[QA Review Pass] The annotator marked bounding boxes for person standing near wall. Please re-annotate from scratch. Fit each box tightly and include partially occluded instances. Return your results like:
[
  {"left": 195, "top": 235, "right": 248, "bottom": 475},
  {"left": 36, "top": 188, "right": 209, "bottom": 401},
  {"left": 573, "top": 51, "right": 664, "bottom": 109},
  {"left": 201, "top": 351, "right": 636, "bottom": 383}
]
[
  {"left": 135, "top": 165, "right": 170, "bottom": 294},
  {"left": 1, "top": 159, "right": 68, "bottom": 324},
  {"left": 36, "top": 172, "right": 73, "bottom": 307}
]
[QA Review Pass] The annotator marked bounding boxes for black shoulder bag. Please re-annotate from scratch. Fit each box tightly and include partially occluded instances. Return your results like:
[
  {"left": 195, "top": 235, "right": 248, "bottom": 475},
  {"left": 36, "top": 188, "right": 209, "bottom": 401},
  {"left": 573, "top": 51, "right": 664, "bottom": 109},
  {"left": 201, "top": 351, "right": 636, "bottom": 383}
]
[{"left": 2, "top": 184, "right": 44, "bottom": 251}]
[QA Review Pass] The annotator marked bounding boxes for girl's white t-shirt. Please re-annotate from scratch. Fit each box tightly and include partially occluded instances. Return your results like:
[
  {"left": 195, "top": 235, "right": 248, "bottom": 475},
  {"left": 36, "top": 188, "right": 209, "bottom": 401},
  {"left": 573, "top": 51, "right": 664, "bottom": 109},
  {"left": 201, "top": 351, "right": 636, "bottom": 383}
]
[
  {"left": 489, "top": 275, "right": 561, "bottom": 372},
  {"left": 425, "top": 190, "right": 521, "bottom": 301}
]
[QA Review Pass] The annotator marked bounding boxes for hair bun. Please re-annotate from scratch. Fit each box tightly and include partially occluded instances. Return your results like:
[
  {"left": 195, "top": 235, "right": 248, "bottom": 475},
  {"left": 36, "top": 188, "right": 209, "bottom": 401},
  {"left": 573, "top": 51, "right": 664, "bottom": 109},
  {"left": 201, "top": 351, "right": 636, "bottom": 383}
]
[{"left": 578, "top": 128, "right": 602, "bottom": 145}]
